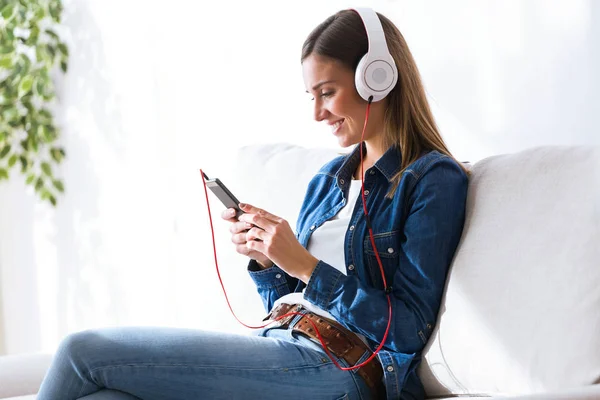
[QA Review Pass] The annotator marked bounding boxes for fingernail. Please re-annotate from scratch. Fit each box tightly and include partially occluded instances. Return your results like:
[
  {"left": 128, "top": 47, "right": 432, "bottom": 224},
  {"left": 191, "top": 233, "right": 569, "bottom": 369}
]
[{"left": 239, "top": 203, "right": 246, "bottom": 208}]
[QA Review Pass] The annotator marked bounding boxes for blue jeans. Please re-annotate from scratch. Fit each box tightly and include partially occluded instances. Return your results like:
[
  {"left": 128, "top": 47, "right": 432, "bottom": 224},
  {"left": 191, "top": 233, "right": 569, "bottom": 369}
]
[{"left": 37, "top": 325, "right": 372, "bottom": 400}]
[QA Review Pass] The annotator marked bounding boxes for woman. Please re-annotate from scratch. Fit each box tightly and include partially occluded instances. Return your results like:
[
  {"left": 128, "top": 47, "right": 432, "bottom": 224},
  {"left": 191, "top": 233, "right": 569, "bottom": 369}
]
[{"left": 38, "top": 9, "right": 468, "bottom": 400}]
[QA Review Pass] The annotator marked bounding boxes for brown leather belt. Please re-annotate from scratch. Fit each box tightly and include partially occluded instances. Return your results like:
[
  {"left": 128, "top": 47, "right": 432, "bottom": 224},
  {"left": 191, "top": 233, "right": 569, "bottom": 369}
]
[{"left": 264, "top": 303, "right": 384, "bottom": 398}]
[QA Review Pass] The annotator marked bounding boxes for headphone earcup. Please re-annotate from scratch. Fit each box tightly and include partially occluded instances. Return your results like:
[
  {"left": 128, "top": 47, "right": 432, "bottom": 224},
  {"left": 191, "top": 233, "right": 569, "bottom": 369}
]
[
  {"left": 355, "top": 54, "right": 398, "bottom": 103},
  {"left": 354, "top": 55, "right": 370, "bottom": 102}
]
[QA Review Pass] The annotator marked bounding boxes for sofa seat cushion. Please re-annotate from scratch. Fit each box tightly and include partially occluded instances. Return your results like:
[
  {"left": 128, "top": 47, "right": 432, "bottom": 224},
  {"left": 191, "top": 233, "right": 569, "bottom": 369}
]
[{"left": 0, "top": 353, "right": 52, "bottom": 399}]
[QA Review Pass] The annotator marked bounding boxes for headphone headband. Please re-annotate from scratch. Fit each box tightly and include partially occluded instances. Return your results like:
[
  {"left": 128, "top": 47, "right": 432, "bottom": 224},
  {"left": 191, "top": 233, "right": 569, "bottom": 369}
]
[
  {"left": 350, "top": 8, "right": 398, "bottom": 102},
  {"left": 352, "top": 8, "right": 388, "bottom": 59}
]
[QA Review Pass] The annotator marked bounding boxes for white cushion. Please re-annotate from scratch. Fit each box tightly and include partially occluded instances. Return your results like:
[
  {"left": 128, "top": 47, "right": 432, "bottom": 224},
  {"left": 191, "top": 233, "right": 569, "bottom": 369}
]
[
  {"left": 434, "top": 383, "right": 600, "bottom": 400},
  {"left": 419, "top": 146, "right": 600, "bottom": 396},
  {"left": 0, "top": 353, "right": 52, "bottom": 398},
  {"left": 231, "top": 143, "right": 342, "bottom": 231}
]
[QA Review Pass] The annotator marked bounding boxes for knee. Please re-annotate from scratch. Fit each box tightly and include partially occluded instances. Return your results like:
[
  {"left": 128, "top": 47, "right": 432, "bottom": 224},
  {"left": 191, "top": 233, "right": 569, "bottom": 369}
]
[{"left": 56, "top": 329, "right": 104, "bottom": 360}]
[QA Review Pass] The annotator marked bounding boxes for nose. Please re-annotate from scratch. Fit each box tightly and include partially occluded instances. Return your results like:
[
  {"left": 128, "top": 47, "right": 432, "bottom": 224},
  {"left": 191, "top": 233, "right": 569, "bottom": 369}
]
[{"left": 313, "top": 99, "right": 329, "bottom": 122}]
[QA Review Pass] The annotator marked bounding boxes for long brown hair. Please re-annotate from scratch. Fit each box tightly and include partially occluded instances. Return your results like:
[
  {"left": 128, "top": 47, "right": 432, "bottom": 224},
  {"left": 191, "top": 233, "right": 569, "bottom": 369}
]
[{"left": 302, "top": 10, "right": 469, "bottom": 198}]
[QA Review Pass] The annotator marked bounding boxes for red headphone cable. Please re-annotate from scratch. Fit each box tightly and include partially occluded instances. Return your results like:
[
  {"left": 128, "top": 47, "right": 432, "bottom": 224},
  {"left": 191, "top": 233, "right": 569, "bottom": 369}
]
[{"left": 199, "top": 96, "right": 392, "bottom": 371}]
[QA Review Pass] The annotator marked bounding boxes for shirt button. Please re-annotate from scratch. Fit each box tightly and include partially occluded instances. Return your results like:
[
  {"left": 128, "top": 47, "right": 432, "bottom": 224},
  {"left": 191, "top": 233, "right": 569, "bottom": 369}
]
[
  {"left": 349, "top": 225, "right": 355, "bottom": 231},
  {"left": 386, "top": 365, "right": 394, "bottom": 372},
  {"left": 370, "top": 170, "right": 375, "bottom": 175},
  {"left": 275, "top": 274, "right": 282, "bottom": 279},
  {"left": 387, "top": 248, "right": 394, "bottom": 254},
  {"left": 348, "top": 264, "right": 355, "bottom": 271},
  {"left": 310, "top": 225, "right": 316, "bottom": 230},
  {"left": 363, "top": 190, "right": 369, "bottom": 196},
  {"left": 340, "top": 179, "right": 345, "bottom": 185}
]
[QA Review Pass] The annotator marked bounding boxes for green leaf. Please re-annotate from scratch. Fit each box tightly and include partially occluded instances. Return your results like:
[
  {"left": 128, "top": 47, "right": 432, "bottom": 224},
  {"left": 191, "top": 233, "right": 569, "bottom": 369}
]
[
  {"left": 35, "top": 46, "right": 45, "bottom": 63},
  {"left": 0, "top": 168, "right": 8, "bottom": 180},
  {"left": 42, "top": 126, "right": 56, "bottom": 143},
  {"left": 46, "top": 44, "right": 56, "bottom": 59},
  {"left": 5, "top": 28, "right": 15, "bottom": 41},
  {"left": 38, "top": 124, "right": 47, "bottom": 140},
  {"left": 39, "top": 109, "right": 52, "bottom": 121},
  {"left": 0, "top": 3, "right": 15, "bottom": 20},
  {"left": 2, "top": 107, "right": 19, "bottom": 122},
  {"left": 27, "top": 26, "right": 40, "bottom": 46},
  {"left": 57, "top": 43, "right": 69, "bottom": 57},
  {"left": 8, "top": 153, "right": 17, "bottom": 167},
  {"left": 52, "top": 179, "right": 64, "bottom": 193},
  {"left": 19, "top": 75, "right": 33, "bottom": 95},
  {"left": 45, "top": 29, "right": 60, "bottom": 40},
  {"left": 35, "top": 177, "right": 43, "bottom": 191},
  {"left": 50, "top": 147, "right": 65, "bottom": 162},
  {"left": 49, "top": 195, "right": 57, "bottom": 207},
  {"left": 48, "top": 2, "right": 60, "bottom": 22},
  {"left": 41, "top": 161, "right": 52, "bottom": 176},
  {"left": 60, "top": 60, "right": 67, "bottom": 73},
  {"left": 22, "top": 99, "right": 34, "bottom": 115},
  {"left": 0, "top": 45, "right": 15, "bottom": 55},
  {"left": 18, "top": 53, "right": 31, "bottom": 71},
  {"left": 25, "top": 174, "right": 35, "bottom": 184},
  {"left": 19, "top": 155, "right": 27, "bottom": 172},
  {"left": 0, "top": 144, "right": 10, "bottom": 159},
  {"left": 33, "top": 5, "right": 45, "bottom": 20},
  {"left": 0, "top": 57, "right": 12, "bottom": 68}
]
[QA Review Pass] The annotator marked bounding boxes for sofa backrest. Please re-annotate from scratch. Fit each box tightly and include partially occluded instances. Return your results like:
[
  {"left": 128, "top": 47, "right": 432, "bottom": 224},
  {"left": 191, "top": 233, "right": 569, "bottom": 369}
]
[
  {"left": 232, "top": 144, "right": 600, "bottom": 396},
  {"left": 232, "top": 143, "right": 342, "bottom": 233},
  {"left": 419, "top": 146, "right": 600, "bottom": 397}
]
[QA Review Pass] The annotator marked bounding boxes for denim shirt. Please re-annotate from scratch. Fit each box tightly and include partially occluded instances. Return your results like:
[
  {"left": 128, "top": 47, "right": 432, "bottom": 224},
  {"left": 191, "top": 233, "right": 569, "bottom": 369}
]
[{"left": 248, "top": 143, "right": 468, "bottom": 399}]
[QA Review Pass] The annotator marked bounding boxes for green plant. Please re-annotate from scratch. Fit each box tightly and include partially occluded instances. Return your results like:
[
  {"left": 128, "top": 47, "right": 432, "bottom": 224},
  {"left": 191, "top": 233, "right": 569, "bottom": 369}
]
[{"left": 0, "top": 0, "right": 68, "bottom": 206}]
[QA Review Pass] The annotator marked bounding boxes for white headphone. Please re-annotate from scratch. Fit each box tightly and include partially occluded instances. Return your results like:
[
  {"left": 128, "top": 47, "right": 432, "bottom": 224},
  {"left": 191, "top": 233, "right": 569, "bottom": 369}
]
[{"left": 351, "top": 8, "right": 398, "bottom": 102}]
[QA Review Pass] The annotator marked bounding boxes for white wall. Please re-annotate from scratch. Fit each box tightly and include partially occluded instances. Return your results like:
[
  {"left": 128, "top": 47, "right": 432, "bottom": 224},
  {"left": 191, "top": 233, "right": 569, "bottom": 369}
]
[{"left": 0, "top": 0, "right": 598, "bottom": 355}]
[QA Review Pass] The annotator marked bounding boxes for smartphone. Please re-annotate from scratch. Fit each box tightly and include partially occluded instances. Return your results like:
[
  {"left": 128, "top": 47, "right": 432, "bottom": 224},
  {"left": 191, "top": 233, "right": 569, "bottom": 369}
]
[{"left": 203, "top": 172, "right": 244, "bottom": 219}]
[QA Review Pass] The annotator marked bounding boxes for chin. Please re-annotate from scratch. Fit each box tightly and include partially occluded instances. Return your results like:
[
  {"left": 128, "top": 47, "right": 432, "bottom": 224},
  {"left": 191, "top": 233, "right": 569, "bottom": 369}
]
[
  {"left": 339, "top": 137, "right": 361, "bottom": 148},
  {"left": 337, "top": 138, "right": 355, "bottom": 148}
]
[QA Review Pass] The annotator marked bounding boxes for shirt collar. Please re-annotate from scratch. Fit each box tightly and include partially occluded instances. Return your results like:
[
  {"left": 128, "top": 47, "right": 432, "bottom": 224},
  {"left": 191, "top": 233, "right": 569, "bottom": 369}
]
[{"left": 336, "top": 143, "right": 403, "bottom": 184}]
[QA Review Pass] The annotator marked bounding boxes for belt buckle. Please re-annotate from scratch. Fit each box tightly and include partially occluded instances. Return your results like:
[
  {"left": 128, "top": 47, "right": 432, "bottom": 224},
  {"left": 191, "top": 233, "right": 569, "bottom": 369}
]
[
  {"left": 278, "top": 304, "right": 301, "bottom": 327},
  {"left": 263, "top": 303, "right": 301, "bottom": 327},
  {"left": 262, "top": 303, "right": 284, "bottom": 322}
]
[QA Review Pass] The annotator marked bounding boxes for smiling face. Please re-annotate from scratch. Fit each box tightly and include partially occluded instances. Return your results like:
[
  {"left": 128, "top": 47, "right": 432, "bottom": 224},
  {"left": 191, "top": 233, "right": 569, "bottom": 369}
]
[{"left": 302, "top": 54, "right": 387, "bottom": 150}]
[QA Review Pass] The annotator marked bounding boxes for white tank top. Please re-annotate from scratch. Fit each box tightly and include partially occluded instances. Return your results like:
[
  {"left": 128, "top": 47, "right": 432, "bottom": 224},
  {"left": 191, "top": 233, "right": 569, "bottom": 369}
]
[{"left": 273, "top": 179, "right": 365, "bottom": 330}]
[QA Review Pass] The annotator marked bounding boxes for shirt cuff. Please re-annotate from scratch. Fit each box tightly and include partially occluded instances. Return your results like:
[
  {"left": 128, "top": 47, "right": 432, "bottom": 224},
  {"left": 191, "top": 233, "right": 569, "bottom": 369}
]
[
  {"left": 303, "top": 260, "right": 345, "bottom": 309},
  {"left": 247, "top": 260, "right": 290, "bottom": 289}
]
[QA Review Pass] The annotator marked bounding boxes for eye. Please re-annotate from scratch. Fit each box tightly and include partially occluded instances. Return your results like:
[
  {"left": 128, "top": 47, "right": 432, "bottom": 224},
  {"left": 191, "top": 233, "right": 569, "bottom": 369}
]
[{"left": 307, "top": 90, "right": 334, "bottom": 101}]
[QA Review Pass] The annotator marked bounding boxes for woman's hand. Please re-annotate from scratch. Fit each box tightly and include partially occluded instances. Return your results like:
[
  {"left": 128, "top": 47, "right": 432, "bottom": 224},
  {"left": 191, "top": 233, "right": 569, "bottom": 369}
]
[
  {"left": 237, "top": 203, "right": 319, "bottom": 283},
  {"left": 220, "top": 207, "right": 273, "bottom": 269}
]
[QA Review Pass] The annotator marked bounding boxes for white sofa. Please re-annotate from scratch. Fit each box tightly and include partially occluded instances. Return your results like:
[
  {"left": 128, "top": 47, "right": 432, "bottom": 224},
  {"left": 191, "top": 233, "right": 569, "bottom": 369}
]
[{"left": 1, "top": 143, "right": 599, "bottom": 399}]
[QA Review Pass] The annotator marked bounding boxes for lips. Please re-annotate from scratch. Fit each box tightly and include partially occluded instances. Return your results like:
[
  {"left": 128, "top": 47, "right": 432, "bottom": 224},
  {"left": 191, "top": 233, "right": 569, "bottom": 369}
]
[{"left": 331, "top": 119, "right": 344, "bottom": 134}]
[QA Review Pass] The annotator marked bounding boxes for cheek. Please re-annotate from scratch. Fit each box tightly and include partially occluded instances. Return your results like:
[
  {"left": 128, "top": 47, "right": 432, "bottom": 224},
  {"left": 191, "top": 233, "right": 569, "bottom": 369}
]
[{"left": 330, "top": 91, "right": 362, "bottom": 120}]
